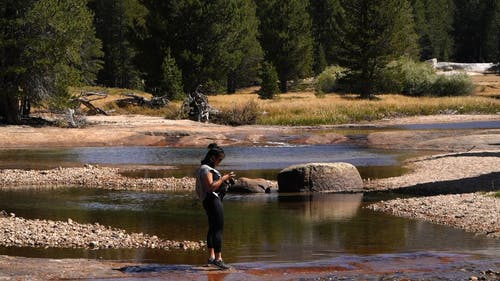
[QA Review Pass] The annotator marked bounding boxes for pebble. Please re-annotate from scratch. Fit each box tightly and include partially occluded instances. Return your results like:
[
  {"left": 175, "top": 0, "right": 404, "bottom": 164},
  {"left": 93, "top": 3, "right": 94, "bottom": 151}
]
[
  {"left": 0, "top": 212, "right": 205, "bottom": 250},
  {"left": 0, "top": 165, "right": 196, "bottom": 192},
  {"left": 365, "top": 152, "right": 500, "bottom": 239},
  {"left": 367, "top": 192, "right": 499, "bottom": 238}
]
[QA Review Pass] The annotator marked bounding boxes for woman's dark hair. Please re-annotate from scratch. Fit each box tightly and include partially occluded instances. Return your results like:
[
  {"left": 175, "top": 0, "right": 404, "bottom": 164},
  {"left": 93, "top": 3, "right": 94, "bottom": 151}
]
[{"left": 201, "top": 143, "right": 225, "bottom": 167}]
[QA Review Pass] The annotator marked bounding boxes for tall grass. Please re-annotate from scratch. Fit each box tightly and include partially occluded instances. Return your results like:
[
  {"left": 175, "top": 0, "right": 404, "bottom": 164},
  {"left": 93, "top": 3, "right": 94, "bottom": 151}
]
[
  {"left": 71, "top": 82, "right": 499, "bottom": 126},
  {"left": 208, "top": 92, "right": 499, "bottom": 126}
]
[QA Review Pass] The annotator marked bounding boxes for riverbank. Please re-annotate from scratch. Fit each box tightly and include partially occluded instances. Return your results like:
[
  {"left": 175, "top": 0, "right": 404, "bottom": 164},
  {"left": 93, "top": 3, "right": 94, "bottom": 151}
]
[
  {"left": 364, "top": 150, "right": 500, "bottom": 239},
  {"left": 367, "top": 192, "right": 499, "bottom": 238},
  {"left": 0, "top": 211, "right": 203, "bottom": 250},
  {"left": 0, "top": 165, "right": 195, "bottom": 191}
]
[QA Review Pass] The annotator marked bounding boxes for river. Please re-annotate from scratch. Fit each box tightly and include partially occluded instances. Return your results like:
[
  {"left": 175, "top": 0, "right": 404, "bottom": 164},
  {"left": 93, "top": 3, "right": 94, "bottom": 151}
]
[{"left": 0, "top": 121, "right": 498, "bottom": 266}]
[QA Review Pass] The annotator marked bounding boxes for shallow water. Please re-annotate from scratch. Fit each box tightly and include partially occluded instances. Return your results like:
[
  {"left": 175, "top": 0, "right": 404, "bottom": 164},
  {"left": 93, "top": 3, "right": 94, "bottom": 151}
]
[
  {"left": 0, "top": 188, "right": 497, "bottom": 265},
  {"left": 0, "top": 144, "right": 415, "bottom": 180},
  {"left": 0, "top": 121, "right": 498, "bottom": 267}
]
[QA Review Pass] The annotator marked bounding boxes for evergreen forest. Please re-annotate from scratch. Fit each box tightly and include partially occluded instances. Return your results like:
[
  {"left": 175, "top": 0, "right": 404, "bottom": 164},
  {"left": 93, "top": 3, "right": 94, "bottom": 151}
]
[{"left": 1, "top": 0, "right": 499, "bottom": 123}]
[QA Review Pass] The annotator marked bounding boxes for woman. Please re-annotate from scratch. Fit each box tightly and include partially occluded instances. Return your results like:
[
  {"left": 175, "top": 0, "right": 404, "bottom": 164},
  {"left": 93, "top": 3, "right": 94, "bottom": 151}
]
[{"left": 195, "top": 143, "right": 235, "bottom": 270}]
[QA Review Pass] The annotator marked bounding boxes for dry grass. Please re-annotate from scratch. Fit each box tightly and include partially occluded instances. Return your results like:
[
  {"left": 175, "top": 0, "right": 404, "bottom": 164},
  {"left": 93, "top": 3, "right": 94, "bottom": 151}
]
[
  {"left": 69, "top": 75, "right": 500, "bottom": 126},
  {"left": 209, "top": 91, "right": 499, "bottom": 125},
  {"left": 471, "top": 75, "right": 500, "bottom": 98}
]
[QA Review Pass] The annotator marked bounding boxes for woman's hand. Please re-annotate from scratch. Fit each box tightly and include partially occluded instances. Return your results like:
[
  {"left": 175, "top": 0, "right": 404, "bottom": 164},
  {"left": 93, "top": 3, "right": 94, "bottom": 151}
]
[{"left": 223, "top": 172, "right": 236, "bottom": 182}]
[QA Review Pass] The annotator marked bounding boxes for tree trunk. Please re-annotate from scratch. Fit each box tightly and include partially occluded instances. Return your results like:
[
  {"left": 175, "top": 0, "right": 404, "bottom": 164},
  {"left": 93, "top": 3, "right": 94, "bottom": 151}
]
[
  {"left": 227, "top": 72, "right": 236, "bottom": 94},
  {"left": 0, "top": 91, "right": 21, "bottom": 124},
  {"left": 279, "top": 78, "right": 287, "bottom": 93}
]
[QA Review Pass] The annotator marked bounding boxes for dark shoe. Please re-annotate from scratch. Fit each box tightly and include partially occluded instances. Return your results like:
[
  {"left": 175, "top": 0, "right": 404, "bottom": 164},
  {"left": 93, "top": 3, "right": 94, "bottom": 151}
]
[
  {"left": 207, "top": 257, "right": 215, "bottom": 266},
  {"left": 212, "top": 259, "right": 231, "bottom": 270}
]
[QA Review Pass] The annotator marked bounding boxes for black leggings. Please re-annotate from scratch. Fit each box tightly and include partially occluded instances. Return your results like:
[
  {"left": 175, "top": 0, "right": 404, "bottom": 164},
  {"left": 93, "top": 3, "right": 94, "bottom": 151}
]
[{"left": 203, "top": 193, "right": 224, "bottom": 253}]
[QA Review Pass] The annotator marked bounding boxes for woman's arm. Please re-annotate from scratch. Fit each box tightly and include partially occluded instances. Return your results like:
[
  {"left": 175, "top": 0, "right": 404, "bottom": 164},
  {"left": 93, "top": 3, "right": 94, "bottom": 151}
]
[{"left": 203, "top": 171, "right": 235, "bottom": 193}]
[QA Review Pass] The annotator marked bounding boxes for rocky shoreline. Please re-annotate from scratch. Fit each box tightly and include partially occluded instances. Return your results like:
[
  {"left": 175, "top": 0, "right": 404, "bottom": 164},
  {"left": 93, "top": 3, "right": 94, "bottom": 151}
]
[
  {"left": 365, "top": 150, "right": 500, "bottom": 239},
  {"left": 367, "top": 192, "right": 499, "bottom": 238},
  {"left": 0, "top": 165, "right": 195, "bottom": 191},
  {"left": 0, "top": 211, "right": 204, "bottom": 250}
]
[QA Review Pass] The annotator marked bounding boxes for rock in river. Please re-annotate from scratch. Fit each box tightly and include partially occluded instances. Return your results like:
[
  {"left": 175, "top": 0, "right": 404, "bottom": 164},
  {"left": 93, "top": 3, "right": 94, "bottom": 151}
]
[
  {"left": 230, "top": 177, "right": 276, "bottom": 193},
  {"left": 277, "top": 162, "right": 363, "bottom": 193}
]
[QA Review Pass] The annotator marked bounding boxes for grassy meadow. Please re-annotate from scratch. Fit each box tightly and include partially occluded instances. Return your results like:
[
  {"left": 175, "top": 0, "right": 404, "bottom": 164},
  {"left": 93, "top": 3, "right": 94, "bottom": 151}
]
[{"left": 74, "top": 75, "right": 500, "bottom": 126}]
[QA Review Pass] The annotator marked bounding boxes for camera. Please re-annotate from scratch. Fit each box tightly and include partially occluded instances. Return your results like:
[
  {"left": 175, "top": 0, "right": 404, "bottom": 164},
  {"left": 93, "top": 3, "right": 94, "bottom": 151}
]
[{"left": 218, "top": 176, "right": 235, "bottom": 201}]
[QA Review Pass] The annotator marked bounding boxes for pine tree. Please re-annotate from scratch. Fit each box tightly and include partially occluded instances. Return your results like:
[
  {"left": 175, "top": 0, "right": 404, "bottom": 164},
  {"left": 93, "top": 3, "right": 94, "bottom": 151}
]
[
  {"left": 0, "top": 0, "right": 102, "bottom": 124},
  {"left": 0, "top": 0, "right": 30, "bottom": 123},
  {"left": 453, "top": 0, "right": 499, "bottom": 62},
  {"left": 309, "top": 0, "right": 344, "bottom": 67},
  {"left": 160, "top": 49, "right": 184, "bottom": 101},
  {"left": 337, "top": 0, "right": 419, "bottom": 98},
  {"left": 89, "top": 0, "right": 147, "bottom": 89},
  {"left": 424, "top": 0, "right": 454, "bottom": 60},
  {"left": 313, "top": 44, "right": 328, "bottom": 75},
  {"left": 142, "top": 0, "right": 262, "bottom": 95},
  {"left": 256, "top": 0, "right": 314, "bottom": 93},
  {"left": 226, "top": 0, "right": 263, "bottom": 93},
  {"left": 482, "top": 0, "right": 500, "bottom": 63},
  {"left": 258, "top": 62, "right": 279, "bottom": 99}
]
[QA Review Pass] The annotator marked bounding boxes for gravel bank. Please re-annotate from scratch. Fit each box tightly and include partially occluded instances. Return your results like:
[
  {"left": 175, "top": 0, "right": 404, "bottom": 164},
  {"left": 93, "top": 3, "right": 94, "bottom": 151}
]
[
  {"left": 367, "top": 192, "right": 499, "bottom": 238},
  {"left": 0, "top": 165, "right": 195, "bottom": 191},
  {"left": 365, "top": 151, "right": 500, "bottom": 239},
  {"left": 364, "top": 151, "right": 500, "bottom": 192},
  {"left": 0, "top": 211, "right": 204, "bottom": 250}
]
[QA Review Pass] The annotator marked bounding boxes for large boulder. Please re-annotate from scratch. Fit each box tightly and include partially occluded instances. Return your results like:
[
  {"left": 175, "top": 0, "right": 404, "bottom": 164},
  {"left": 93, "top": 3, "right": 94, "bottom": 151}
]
[
  {"left": 229, "top": 177, "right": 276, "bottom": 193},
  {"left": 277, "top": 162, "right": 363, "bottom": 193}
]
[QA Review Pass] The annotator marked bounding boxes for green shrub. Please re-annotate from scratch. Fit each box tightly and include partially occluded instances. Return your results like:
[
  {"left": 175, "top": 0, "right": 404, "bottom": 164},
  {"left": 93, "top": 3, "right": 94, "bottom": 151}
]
[
  {"left": 379, "top": 57, "right": 436, "bottom": 96},
  {"left": 212, "top": 100, "right": 259, "bottom": 126},
  {"left": 160, "top": 49, "right": 185, "bottom": 100},
  {"left": 258, "top": 62, "right": 279, "bottom": 99},
  {"left": 314, "top": 65, "right": 348, "bottom": 95},
  {"left": 430, "top": 74, "right": 475, "bottom": 96}
]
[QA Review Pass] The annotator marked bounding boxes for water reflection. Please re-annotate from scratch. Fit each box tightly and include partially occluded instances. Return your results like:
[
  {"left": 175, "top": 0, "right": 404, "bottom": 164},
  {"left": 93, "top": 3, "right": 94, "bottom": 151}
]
[
  {"left": 278, "top": 193, "right": 363, "bottom": 222},
  {"left": 0, "top": 188, "right": 497, "bottom": 264}
]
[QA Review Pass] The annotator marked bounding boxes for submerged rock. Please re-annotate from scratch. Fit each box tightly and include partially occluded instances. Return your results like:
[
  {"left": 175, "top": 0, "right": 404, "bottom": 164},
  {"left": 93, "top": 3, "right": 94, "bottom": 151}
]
[
  {"left": 230, "top": 177, "right": 276, "bottom": 193},
  {"left": 277, "top": 162, "right": 363, "bottom": 193}
]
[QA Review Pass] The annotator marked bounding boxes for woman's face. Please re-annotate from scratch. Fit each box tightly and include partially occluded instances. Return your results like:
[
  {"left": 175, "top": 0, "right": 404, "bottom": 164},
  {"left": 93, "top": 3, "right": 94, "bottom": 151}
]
[{"left": 212, "top": 154, "right": 224, "bottom": 166}]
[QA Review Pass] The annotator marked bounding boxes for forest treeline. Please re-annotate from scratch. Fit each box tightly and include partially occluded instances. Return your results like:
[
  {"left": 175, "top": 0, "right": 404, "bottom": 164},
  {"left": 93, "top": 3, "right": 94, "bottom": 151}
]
[{"left": 1, "top": 0, "right": 499, "bottom": 123}]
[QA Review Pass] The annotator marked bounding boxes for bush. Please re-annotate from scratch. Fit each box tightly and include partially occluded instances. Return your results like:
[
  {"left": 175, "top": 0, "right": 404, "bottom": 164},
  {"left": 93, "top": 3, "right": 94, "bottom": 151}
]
[
  {"left": 212, "top": 100, "right": 259, "bottom": 126},
  {"left": 379, "top": 57, "right": 436, "bottom": 96},
  {"left": 314, "top": 65, "right": 348, "bottom": 95},
  {"left": 258, "top": 62, "right": 279, "bottom": 99},
  {"left": 430, "top": 74, "right": 475, "bottom": 96}
]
